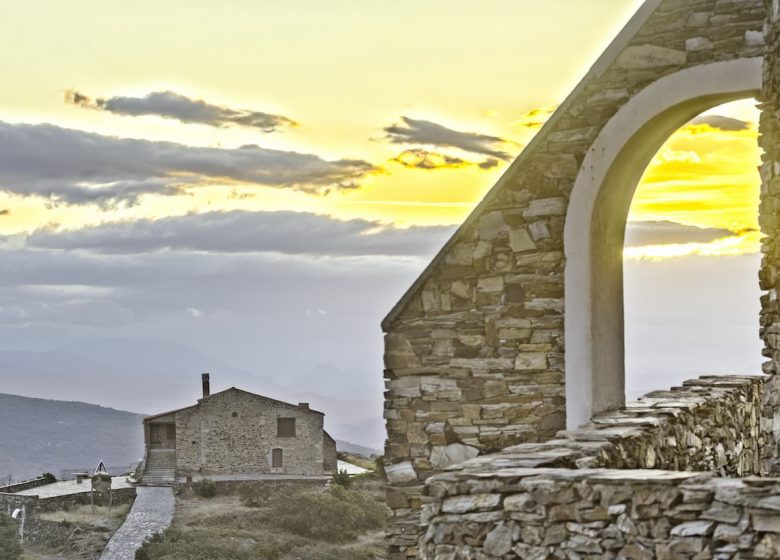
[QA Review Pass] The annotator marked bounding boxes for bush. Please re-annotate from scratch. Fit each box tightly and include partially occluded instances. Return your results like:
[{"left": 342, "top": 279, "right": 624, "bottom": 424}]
[
  {"left": 269, "top": 485, "right": 385, "bottom": 542},
  {"left": 239, "top": 483, "right": 274, "bottom": 507},
  {"left": 332, "top": 469, "right": 352, "bottom": 489},
  {"left": 41, "top": 472, "right": 57, "bottom": 483},
  {"left": 193, "top": 478, "right": 217, "bottom": 498},
  {"left": 0, "top": 512, "right": 22, "bottom": 560}
]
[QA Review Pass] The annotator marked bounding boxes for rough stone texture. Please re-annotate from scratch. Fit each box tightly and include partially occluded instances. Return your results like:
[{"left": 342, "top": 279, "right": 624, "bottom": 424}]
[
  {"left": 760, "top": 0, "right": 780, "bottom": 474},
  {"left": 450, "top": 376, "right": 767, "bottom": 477},
  {"left": 99, "top": 486, "right": 174, "bottom": 560},
  {"left": 148, "top": 388, "right": 332, "bottom": 476},
  {"left": 421, "top": 468, "right": 780, "bottom": 560},
  {"left": 381, "top": 1, "right": 769, "bottom": 556}
]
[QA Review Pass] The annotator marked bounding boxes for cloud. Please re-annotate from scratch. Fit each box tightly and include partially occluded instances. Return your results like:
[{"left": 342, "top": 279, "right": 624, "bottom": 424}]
[
  {"left": 689, "top": 115, "right": 750, "bottom": 132},
  {"left": 66, "top": 89, "right": 297, "bottom": 133},
  {"left": 391, "top": 149, "right": 469, "bottom": 170},
  {"left": 22, "top": 210, "right": 456, "bottom": 257},
  {"left": 0, "top": 209, "right": 8, "bottom": 216},
  {"left": 383, "top": 116, "right": 513, "bottom": 160},
  {"left": 625, "top": 220, "right": 742, "bottom": 247},
  {"left": 0, "top": 122, "right": 377, "bottom": 205},
  {"left": 513, "top": 106, "right": 557, "bottom": 129}
]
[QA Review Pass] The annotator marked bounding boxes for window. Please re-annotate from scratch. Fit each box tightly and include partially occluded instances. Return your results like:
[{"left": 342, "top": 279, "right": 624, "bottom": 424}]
[
  {"left": 232, "top": 412, "right": 238, "bottom": 418},
  {"left": 272, "top": 448, "right": 283, "bottom": 468},
  {"left": 277, "top": 417, "right": 296, "bottom": 437},
  {"left": 166, "top": 424, "right": 176, "bottom": 439}
]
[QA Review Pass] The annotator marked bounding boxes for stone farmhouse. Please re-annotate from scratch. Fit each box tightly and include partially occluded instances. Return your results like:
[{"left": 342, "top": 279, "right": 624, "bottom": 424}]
[{"left": 141, "top": 374, "right": 337, "bottom": 483}]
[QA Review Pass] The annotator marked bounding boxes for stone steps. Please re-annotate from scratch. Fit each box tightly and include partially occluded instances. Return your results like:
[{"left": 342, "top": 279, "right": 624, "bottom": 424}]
[{"left": 141, "top": 449, "right": 177, "bottom": 486}]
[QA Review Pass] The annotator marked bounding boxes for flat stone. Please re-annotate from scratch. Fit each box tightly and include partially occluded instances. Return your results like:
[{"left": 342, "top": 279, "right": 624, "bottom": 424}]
[
  {"left": 483, "top": 523, "right": 514, "bottom": 556},
  {"left": 670, "top": 520, "right": 714, "bottom": 537},
  {"left": 441, "top": 493, "right": 501, "bottom": 513},
  {"left": 616, "top": 44, "right": 687, "bottom": 69},
  {"left": 430, "top": 443, "right": 480, "bottom": 469},
  {"left": 509, "top": 229, "right": 536, "bottom": 253},
  {"left": 685, "top": 37, "right": 713, "bottom": 51},
  {"left": 385, "top": 461, "right": 418, "bottom": 484},
  {"left": 515, "top": 353, "right": 548, "bottom": 371}
]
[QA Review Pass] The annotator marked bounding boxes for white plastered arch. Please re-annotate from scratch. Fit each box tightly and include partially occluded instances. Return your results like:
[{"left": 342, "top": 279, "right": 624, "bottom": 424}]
[{"left": 564, "top": 57, "right": 763, "bottom": 429}]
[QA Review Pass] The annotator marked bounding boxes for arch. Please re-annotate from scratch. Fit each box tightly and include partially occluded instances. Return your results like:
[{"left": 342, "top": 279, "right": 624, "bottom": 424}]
[{"left": 564, "top": 58, "right": 764, "bottom": 429}]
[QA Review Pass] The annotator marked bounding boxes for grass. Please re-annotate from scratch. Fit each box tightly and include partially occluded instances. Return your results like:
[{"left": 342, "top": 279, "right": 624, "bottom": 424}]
[
  {"left": 135, "top": 474, "right": 386, "bottom": 560},
  {"left": 41, "top": 503, "right": 131, "bottom": 528}
]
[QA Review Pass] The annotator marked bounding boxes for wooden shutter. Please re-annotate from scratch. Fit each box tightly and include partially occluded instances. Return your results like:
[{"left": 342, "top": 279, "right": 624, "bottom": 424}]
[
  {"left": 277, "top": 418, "right": 296, "bottom": 437},
  {"left": 272, "top": 448, "right": 283, "bottom": 468}
]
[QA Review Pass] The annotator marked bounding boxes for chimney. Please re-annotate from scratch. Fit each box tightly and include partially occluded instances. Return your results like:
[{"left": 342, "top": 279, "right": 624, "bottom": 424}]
[
  {"left": 298, "top": 402, "right": 309, "bottom": 410},
  {"left": 202, "top": 373, "right": 210, "bottom": 398}
]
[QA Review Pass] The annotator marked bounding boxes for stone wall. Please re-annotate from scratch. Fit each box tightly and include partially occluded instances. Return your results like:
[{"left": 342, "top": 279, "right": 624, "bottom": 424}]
[
  {"left": 453, "top": 376, "right": 767, "bottom": 477},
  {"left": 418, "top": 376, "right": 773, "bottom": 558},
  {"left": 175, "top": 388, "right": 327, "bottom": 476},
  {"left": 0, "top": 477, "right": 50, "bottom": 494},
  {"left": 382, "top": 1, "right": 768, "bottom": 556},
  {"left": 760, "top": 0, "right": 780, "bottom": 472},
  {"left": 421, "top": 469, "right": 780, "bottom": 559}
]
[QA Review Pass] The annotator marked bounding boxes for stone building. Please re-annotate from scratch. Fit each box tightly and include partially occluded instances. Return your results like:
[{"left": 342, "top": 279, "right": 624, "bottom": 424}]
[
  {"left": 382, "top": 0, "right": 780, "bottom": 558},
  {"left": 142, "top": 374, "right": 337, "bottom": 480}
]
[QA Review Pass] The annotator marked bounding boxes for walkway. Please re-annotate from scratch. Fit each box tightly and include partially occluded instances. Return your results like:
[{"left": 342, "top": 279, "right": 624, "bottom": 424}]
[{"left": 99, "top": 486, "right": 174, "bottom": 560}]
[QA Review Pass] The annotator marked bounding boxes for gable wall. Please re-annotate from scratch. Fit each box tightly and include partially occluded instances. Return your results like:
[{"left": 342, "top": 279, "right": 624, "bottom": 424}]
[
  {"left": 382, "top": 1, "right": 768, "bottom": 557},
  {"left": 174, "top": 391, "right": 326, "bottom": 476}
]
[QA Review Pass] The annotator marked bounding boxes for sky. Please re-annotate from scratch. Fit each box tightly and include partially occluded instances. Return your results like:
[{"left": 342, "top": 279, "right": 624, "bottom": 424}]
[{"left": 0, "top": 0, "right": 766, "bottom": 444}]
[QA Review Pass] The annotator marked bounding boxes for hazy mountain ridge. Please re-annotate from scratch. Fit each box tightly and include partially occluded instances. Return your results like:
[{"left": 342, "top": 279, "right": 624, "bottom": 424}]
[
  {"left": 0, "top": 337, "right": 386, "bottom": 449},
  {"left": 0, "top": 392, "right": 145, "bottom": 481}
]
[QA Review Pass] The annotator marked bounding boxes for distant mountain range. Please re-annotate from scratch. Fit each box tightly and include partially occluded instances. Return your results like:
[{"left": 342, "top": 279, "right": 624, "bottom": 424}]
[
  {"left": 0, "top": 393, "right": 145, "bottom": 482},
  {"left": 0, "top": 337, "right": 386, "bottom": 450},
  {"left": 0, "top": 391, "right": 381, "bottom": 482}
]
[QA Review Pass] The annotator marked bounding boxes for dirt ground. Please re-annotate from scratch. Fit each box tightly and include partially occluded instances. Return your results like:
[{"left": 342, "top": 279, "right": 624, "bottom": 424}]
[{"left": 22, "top": 503, "right": 131, "bottom": 560}]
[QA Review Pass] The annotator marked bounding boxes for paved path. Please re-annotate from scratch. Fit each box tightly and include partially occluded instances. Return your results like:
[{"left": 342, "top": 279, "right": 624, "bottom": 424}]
[
  {"left": 177, "top": 473, "right": 330, "bottom": 483},
  {"left": 100, "top": 486, "right": 174, "bottom": 560}
]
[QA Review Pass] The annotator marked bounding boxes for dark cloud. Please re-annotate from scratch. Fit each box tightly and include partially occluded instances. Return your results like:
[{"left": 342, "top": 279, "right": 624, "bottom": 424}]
[
  {"left": 66, "top": 89, "right": 297, "bottom": 133},
  {"left": 391, "top": 149, "right": 468, "bottom": 170},
  {"left": 0, "top": 209, "right": 9, "bottom": 216},
  {"left": 478, "top": 158, "right": 500, "bottom": 170},
  {"left": 689, "top": 115, "right": 750, "bottom": 131},
  {"left": 384, "top": 116, "right": 513, "bottom": 160},
  {"left": 0, "top": 122, "right": 377, "bottom": 205},
  {"left": 23, "top": 210, "right": 455, "bottom": 257},
  {"left": 625, "top": 220, "right": 741, "bottom": 247}
]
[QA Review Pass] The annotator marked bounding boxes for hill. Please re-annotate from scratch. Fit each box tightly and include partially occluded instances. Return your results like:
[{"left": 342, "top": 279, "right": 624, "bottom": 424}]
[{"left": 0, "top": 393, "right": 145, "bottom": 482}]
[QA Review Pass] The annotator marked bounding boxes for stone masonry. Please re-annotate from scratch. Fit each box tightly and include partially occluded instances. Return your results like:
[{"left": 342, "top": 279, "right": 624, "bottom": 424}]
[
  {"left": 760, "top": 0, "right": 780, "bottom": 472},
  {"left": 418, "top": 376, "right": 774, "bottom": 558},
  {"left": 382, "top": 1, "right": 774, "bottom": 557},
  {"left": 145, "top": 387, "right": 337, "bottom": 477},
  {"left": 382, "top": 0, "right": 771, "bottom": 555}
]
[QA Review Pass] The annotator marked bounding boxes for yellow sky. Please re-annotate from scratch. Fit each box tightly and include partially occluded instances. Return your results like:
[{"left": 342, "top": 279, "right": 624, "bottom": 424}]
[{"left": 0, "top": 0, "right": 763, "bottom": 259}]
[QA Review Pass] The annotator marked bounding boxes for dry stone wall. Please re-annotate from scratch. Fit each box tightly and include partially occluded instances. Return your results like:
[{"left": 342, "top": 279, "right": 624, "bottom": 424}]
[
  {"left": 422, "top": 469, "right": 780, "bottom": 560},
  {"left": 419, "top": 376, "right": 772, "bottom": 558},
  {"left": 382, "top": 1, "right": 768, "bottom": 557},
  {"left": 760, "top": 0, "right": 780, "bottom": 473}
]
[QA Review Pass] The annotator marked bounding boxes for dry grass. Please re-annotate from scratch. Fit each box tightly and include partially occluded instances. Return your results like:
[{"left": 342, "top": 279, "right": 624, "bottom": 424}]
[
  {"left": 41, "top": 503, "right": 131, "bottom": 528},
  {"left": 136, "top": 475, "right": 387, "bottom": 560}
]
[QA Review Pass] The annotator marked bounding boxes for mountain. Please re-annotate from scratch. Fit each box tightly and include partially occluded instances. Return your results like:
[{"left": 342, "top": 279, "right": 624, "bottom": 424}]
[
  {"left": 0, "top": 393, "right": 144, "bottom": 482},
  {"left": 0, "top": 391, "right": 381, "bottom": 482}
]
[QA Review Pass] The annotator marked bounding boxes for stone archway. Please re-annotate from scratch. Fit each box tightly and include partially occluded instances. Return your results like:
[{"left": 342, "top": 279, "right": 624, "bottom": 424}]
[
  {"left": 381, "top": 1, "right": 771, "bottom": 557},
  {"left": 564, "top": 58, "right": 763, "bottom": 429}
]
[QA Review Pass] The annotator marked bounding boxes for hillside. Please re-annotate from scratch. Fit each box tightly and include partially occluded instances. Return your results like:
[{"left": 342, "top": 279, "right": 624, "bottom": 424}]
[{"left": 0, "top": 393, "right": 145, "bottom": 482}]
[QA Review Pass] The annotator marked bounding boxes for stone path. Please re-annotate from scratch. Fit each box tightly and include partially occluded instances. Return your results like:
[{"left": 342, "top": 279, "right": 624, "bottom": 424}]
[{"left": 99, "top": 486, "right": 174, "bottom": 560}]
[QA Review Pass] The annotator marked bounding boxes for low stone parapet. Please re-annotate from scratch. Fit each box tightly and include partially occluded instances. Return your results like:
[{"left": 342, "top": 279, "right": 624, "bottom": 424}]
[
  {"left": 446, "top": 375, "right": 767, "bottom": 478},
  {"left": 419, "top": 375, "right": 772, "bottom": 557},
  {"left": 421, "top": 468, "right": 780, "bottom": 559}
]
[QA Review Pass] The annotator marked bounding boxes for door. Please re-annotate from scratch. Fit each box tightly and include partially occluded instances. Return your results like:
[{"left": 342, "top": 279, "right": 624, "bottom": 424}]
[{"left": 272, "top": 448, "right": 283, "bottom": 468}]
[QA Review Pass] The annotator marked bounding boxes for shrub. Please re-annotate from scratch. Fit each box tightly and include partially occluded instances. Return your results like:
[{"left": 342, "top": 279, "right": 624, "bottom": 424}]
[
  {"left": 0, "top": 512, "right": 22, "bottom": 560},
  {"left": 374, "top": 455, "right": 385, "bottom": 477},
  {"left": 193, "top": 478, "right": 217, "bottom": 498},
  {"left": 269, "top": 485, "right": 385, "bottom": 542},
  {"left": 331, "top": 469, "right": 352, "bottom": 489},
  {"left": 41, "top": 472, "right": 57, "bottom": 483},
  {"left": 239, "top": 483, "right": 274, "bottom": 507}
]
